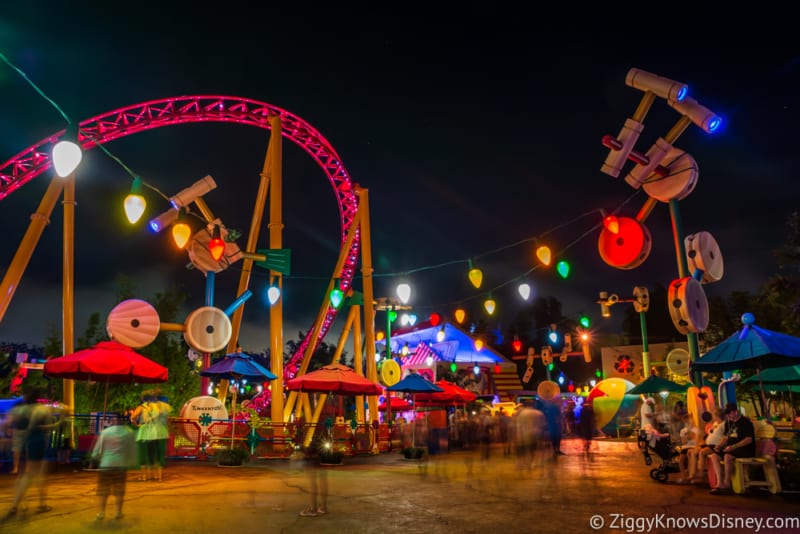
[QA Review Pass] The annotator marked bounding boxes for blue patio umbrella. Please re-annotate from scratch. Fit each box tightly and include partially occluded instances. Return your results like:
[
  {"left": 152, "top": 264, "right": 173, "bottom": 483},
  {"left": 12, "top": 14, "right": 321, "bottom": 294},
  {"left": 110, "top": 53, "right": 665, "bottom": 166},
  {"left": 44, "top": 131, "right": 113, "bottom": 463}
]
[
  {"left": 692, "top": 313, "right": 800, "bottom": 417},
  {"left": 386, "top": 372, "right": 443, "bottom": 446},
  {"left": 691, "top": 313, "right": 800, "bottom": 374},
  {"left": 200, "top": 351, "right": 277, "bottom": 445}
]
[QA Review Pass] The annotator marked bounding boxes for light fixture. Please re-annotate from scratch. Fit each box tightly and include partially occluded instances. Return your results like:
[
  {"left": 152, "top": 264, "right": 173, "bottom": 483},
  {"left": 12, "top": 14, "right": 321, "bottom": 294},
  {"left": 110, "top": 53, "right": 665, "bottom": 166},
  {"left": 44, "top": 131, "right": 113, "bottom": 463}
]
[
  {"left": 535, "top": 245, "right": 552, "bottom": 266},
  {"left": 208, "top": 225, "right": 225, "bottom": 261},
  {"left": 329, "top": 279, "right": 344, "bottom": 309},
  {"left": 556, "top": 260, "right": 570, "bottom": 279},
  {"left": 467, "top": 259, "right": 483, "bottom": 289},
  {"left": 454, "top": 308, "right": 466, "bottom": 324},
  {"left": 483, "top": 295, "right": 496, "bottom": 315},
  {"left": 396, "top": 283, "right": 411, "bottom": 304},
  {"left": 518, "top": 283, "right": 531, "bottom": 300},
  {"left": 603, "top": 214, "right": 620, "bottom": 234},
  {"left": 124, "top": 177, "right": 146, "bottom": 224},
  {"left": 171, "top": 209, "right": 191, "bottom": 249},
  {"left": 148, "top": 207, "right": 179, "bottom": 233},
  {"left": 52, "top": 123, "right": 83, "bottom": 178},
  {"left": 436, "top": 326, "right": 446, "bottom": 343},
  {"left": 267, "top": 284, "right": 281, "bottom": 305}
]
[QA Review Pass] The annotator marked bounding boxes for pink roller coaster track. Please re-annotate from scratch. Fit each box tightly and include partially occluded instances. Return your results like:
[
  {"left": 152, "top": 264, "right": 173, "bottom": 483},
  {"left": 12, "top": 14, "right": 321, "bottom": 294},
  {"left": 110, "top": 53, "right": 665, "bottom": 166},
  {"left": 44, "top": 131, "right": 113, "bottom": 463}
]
[{"left": 0, "top": 95, "right": 359, "bottom": 381}]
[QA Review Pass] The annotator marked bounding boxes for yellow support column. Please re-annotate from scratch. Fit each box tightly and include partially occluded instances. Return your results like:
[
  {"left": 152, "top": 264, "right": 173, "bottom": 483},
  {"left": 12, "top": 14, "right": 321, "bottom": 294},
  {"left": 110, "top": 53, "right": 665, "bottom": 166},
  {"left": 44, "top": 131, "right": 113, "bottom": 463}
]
[
  {"left": 268, "top": 115, "right": 285, "bottom": 425},
  {"left": 355, "top": 186, "right": 379, "bottom": 423}
]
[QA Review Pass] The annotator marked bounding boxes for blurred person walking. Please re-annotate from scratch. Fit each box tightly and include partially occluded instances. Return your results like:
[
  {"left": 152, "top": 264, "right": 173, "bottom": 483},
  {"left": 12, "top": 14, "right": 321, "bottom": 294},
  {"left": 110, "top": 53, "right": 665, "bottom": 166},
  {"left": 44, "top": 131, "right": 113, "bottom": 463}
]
[
  {"left": 130, "top": 391, "right": 161, "bottom": 481},
  {"left": 91, "top": 421, "right": 137, "bottom": 520},
  {"left": 3, "top": 387, "right": 57, "bottom": 519}
]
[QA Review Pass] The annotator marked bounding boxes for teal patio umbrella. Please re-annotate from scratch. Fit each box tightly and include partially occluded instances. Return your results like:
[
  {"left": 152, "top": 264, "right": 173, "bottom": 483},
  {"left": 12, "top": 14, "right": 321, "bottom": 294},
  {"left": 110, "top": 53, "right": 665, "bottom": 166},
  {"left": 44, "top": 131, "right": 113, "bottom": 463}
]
[{"left": 628, "top": 374, "right": 689, "bottom": 396}]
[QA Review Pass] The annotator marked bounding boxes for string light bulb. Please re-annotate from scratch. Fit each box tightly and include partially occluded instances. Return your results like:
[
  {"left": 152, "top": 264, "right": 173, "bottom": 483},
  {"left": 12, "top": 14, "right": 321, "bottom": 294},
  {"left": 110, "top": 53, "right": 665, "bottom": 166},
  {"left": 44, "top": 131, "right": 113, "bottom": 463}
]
[
  {"left": 535, "top": 245, "right": 552, "bottom": 266},
  {"left": 454, "top": 308, "right": 466, "bottom": 324},
  {"left": 124, "top": 177, "right": 146, "bottom": 224},
  {"left": 329, "top": 279, "right": 344, "bottom": 309},
  {"left": 484, "top": 295, "right": 496, "bottom": 315},
  {"left": 436, "top": 326, "right": 446, "bottom": 343},
  {"left": 518, "top": 283, "right": 531, "bottom": 300},
  {"left": 208, "top": 225, "right": 225, "bottom": 261},
  {"left": 396, "top": 283, "right": 411, "bottom": 304},
  {"left": 467, "top": 259, "right": 483, "bottom": 289},
  {"left": 603, "top": 214, "right": 620, "bottom": 234},
  {"left": 474, "top": 338, "right": 484, "bottom": 351},
  {"left": 171, "top": 209, "right": 191, "bottom": 249},
  {"left": 267, "top": 284, "right": 281, "bottom": 305},
  {"left": 52, "top": 123, "right": 83, "bottom": 177}
]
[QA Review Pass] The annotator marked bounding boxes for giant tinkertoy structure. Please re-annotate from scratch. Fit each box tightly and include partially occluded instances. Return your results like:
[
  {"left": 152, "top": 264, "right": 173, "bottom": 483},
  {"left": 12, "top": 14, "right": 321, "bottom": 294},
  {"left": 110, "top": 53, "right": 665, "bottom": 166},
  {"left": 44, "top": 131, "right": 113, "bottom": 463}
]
[
  {"left": 0, "top": 96, "right": 382, "bottom": 425},
  {"left": 597, "top": 68, "right": 731, "bottom": 416}
]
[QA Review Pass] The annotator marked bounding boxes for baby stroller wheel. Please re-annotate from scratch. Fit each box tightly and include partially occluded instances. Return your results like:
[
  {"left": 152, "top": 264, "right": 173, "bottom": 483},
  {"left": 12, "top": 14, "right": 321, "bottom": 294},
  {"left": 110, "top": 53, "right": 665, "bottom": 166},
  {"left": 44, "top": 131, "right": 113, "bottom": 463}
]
[{"left": 650, "top": 469, "right": 668, "bottom": 483}]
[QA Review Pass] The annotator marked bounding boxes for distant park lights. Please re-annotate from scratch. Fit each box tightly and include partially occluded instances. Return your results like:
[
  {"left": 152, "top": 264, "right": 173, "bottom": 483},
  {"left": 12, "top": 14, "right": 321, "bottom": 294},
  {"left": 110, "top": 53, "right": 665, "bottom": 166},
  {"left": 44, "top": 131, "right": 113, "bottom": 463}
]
[
  {"left": 52, "top": 123, "right": 83, "bottom": 177},
  {"left": 124, "top": 177, "right": 146, "bottom": 224}
]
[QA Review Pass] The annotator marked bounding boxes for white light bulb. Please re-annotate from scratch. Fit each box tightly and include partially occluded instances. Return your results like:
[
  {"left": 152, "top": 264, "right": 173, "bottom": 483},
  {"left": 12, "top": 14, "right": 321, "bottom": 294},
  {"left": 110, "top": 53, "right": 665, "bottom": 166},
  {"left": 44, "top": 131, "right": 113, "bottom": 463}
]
[
  {"left": 518, "top": 283, "right": 531, "bottom": 300},
  {"left": 52, "top": 139, "right": 82, "bottom": 177},
  {"left": 396, "top": 283, "right": 411, "bottom": 304}
]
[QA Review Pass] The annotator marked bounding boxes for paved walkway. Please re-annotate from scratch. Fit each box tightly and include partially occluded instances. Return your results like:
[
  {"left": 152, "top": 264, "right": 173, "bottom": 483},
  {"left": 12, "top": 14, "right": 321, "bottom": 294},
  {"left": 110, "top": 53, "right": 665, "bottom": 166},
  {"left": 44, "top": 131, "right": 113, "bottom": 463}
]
[{"left": 0, "top": 438, "right": 798, "bottom": 533}]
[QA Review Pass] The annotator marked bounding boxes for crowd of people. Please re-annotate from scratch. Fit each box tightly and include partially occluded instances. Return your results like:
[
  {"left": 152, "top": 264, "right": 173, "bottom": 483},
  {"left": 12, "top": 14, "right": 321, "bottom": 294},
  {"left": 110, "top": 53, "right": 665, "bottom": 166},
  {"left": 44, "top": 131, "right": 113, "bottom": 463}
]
[
  {"left": 1, "top": 386, "right": 171, "bottom": 523},
  {"left": 639, "top": 395, "right": 760, "bottom": 494}
]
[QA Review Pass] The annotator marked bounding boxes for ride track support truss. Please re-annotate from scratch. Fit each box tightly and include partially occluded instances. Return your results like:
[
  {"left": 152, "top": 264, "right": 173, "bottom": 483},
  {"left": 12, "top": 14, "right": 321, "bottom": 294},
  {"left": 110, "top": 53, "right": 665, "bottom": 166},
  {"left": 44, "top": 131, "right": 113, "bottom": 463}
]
[{"left": 0, "top": 95, "right": 360, "bottom": 380}]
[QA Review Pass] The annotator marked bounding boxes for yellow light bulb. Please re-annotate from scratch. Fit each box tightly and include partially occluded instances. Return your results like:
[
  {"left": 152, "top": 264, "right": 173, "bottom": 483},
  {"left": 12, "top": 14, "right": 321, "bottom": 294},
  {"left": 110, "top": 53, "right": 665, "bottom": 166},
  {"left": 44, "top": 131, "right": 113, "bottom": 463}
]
[
  {"left": 454, "top": 308, "right": 466, "bottom": 324},
  {"left": 172, "top": 222, "right": 191, "bottom": 249},
  {"left": 468, "top": 268, "right": 483, "bottom": 289},
  {"left": 536, "top": 245, "right": 552, "bottom": 266}
]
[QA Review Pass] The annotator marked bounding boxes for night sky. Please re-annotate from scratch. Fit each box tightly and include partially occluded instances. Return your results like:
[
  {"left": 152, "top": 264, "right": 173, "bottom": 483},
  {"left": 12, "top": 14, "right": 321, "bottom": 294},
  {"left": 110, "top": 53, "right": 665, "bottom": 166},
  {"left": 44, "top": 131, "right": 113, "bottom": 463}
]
[{"left": 1, "top": 7, "right": 798, "bottom": 353}]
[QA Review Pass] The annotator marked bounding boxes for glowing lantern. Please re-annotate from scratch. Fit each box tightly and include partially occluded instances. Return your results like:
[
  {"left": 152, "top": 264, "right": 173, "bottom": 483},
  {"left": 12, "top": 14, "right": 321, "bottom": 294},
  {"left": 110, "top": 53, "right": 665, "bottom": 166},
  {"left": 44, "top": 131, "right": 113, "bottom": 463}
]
[
  {"left": 512, "top": 337, "right": 522, "bottom": 353},
  {"left": 429, "top": 312, "right": 442, "bottom": 326},
  {"left": 436, "top": 327, "right": 446, "bottom": 343},
  {"left": 474, "top": 339, "right": 484, "bottom": 351},
  {"left": 376, "top": 331, "right": 385, "bottom": 342},
  {"left": 468, "top": 267, "right": 483, "bottom": 289},
  {"left": 267, "top": 285, "right": 281, "bottom": 305},
  {"left": 454, "top": 308, "right": 466, "bottom": 324},
  {"left": 450, "top": 362, "right": 457, "bottom": 373},
  {"left": 603, "top": 215, "right": 620, "bottom": 234},
  {"left": 484, "top": 296, "right": 496, "bottom": 315},
  {"left": 597, "top": 216, "right": 652, "bottom": 270},
  {"left": 208, "top": 225, "right": 225, "bottom": 261},
  {"left": 396, "top": 283, "right": 411, "bottom": 304},
  {"left": 518, "top": 283, "right": 531, "bottom": 300},
  {"left": 556, "top": 260, "right": 570, "bottom": 279},
  {"left": 329, "top": 281, "right": 344, "bottom": 309},
  {"left": 494, "top": 364, "right": 501, "bottom": 374},
  {"left": 536, "top": 245, "right": 552, "bottom": 266},
  {"left": 124, "top": 177, "right": 146, "bottom": 224},
  {"left": 172, "top": 221, "right": 191, "bottom": 249}
]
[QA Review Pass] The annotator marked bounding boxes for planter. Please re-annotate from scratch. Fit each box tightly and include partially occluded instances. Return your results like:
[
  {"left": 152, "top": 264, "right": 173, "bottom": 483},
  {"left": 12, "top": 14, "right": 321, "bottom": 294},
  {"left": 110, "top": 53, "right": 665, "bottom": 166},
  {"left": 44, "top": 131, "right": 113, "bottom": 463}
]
[{"left": 214, "top": 447, "right": 250, "bottom": 467}]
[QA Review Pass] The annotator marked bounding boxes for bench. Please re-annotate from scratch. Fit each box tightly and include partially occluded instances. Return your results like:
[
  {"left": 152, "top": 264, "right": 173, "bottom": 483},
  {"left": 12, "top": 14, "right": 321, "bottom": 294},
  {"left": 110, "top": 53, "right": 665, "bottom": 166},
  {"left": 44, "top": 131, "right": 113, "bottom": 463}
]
[{"left": 731, "top": 421, "right": 781, "bottom": 495}]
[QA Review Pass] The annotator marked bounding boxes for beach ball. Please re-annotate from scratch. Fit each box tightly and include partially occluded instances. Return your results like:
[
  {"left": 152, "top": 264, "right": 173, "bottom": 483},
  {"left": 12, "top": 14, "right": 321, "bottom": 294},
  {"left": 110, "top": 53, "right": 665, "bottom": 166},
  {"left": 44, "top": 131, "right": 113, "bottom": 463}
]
[{"left": 587, "top": 378, "right": 635, "bottom": 431}]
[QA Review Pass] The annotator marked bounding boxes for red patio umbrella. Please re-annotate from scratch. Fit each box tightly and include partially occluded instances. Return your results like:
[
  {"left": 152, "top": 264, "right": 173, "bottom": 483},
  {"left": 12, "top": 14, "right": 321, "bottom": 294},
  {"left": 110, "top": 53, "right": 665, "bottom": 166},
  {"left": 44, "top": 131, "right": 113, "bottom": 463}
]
[
  {"left": 44, "top": 340, "right": 169, "bottom": 414},
  {"left": 285, "top": 362, "right": 383, "bottom": 395},
  {"left": 378, "top": 396, "right": 414, "bottom": 411},
  {"left": 414, "top": 379, "right": 477, "bottom": 406}
]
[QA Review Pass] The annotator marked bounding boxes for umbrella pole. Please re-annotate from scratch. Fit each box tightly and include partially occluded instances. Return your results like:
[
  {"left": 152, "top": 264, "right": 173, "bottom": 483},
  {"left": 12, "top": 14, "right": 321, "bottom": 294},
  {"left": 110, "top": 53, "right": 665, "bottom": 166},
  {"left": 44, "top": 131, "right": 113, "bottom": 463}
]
[
  {"left": 230, "top": 385, "right": 237, "bottom": 448},
  {"left": 102, "top": 380, "right": 109, "bottom": 423},
  {"left": 757, "top": 368, "right": 769, "bottom": 419}
]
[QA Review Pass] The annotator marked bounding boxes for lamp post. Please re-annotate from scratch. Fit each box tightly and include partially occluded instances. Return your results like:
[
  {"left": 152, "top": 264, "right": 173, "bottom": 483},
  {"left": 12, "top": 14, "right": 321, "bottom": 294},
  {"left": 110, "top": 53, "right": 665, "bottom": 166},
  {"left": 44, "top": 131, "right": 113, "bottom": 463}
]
[
  {"left": 374, "top": 286, "right": 411, "bottom": 430},
  {"left": 598, "top": 287, "right": 651, "bottom": 378}
]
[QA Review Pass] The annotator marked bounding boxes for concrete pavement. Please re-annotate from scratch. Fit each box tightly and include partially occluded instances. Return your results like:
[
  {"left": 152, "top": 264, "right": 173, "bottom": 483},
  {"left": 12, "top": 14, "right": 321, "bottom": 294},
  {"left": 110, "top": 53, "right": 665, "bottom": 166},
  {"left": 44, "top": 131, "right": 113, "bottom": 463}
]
[{"left": 1, "top": 437, "right": 798, "bottom": 534}]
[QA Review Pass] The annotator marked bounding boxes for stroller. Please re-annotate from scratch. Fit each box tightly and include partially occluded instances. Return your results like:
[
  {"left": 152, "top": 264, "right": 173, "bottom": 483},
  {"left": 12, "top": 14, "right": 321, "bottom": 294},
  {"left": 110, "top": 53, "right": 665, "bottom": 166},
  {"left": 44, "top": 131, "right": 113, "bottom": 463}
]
[{"left": 641, "top": 427, "right": 680, "bottom": 483}]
